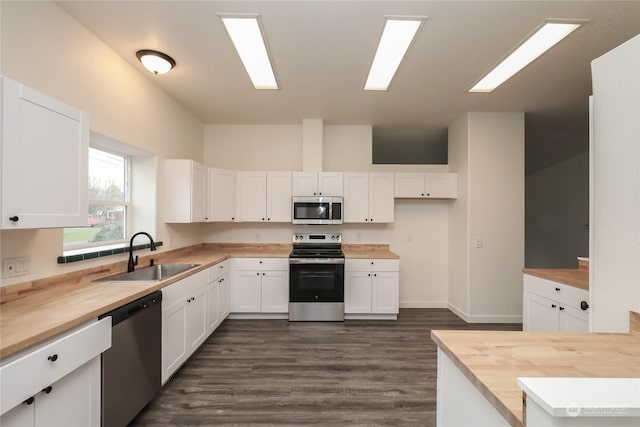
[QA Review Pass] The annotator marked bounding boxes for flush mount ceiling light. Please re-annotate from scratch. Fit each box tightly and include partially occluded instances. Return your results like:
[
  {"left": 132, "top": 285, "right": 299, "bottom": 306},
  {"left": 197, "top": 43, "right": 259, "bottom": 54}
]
[
  {"left": 136, "top": 49, "right": 176, "bottom": 75},
  {"left": 364, "top": 16, "right": 426, "bottom": 91},
  {"left": 469, "top": 20, "right": 585, "bottom": 93},
  {"left": 220, "top": 14, "right": 278, "bottom": 90}
]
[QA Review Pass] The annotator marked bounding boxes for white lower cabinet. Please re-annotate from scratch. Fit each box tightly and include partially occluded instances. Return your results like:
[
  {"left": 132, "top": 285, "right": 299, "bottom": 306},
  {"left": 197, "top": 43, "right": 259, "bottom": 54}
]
[
  {"left": 161, "top": 269, "right": 209, "bottom": 384},
  {"left": 523, "top": 274, "right": 589, "bottom": 332},
  {"left": 231, "top": 258, "right": 289, "bottom": 314},
  {"left": 207, "top": 260, "right": 230, "bottom": 334},
  {"left": 345, "top": 259, "right": 399, "bottom": 317},
  {"left": 0, "top": 318, "right": 111, "bottom": 427}
]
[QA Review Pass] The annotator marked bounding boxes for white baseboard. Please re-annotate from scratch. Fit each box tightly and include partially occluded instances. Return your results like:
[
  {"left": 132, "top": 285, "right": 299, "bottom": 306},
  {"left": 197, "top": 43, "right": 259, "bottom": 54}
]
[
  {"left": 400, "top": 301, "right": 449, "bottom": 308},
  {"left": 228, "top": 313, "right": 288, "bottom": 320},
  {"left": 448, "top": 303, "right": 522, "bottom": 324}
]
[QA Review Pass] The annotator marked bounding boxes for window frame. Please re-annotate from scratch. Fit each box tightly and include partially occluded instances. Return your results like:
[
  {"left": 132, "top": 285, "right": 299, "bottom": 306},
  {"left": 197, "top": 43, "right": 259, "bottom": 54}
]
[{"left": 63, "top": 146, "right": 131, "bottom": 251}]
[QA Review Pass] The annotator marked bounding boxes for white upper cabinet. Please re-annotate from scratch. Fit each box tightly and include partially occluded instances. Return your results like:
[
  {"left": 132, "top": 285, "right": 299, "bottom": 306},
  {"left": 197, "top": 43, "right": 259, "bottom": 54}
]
[
  {"left": 165, "top": 159, "right": 207, "bottom": 223},
  {"left": 344, "top": 172, "right": 394, "bottom": 223},
  {"left": 1, "top": 76, "right": 89, "bottom": 229},
  {"left": 236, "top": 171, "right": 291, "bottom": 222},
  {"left": 394, "top": 172, "right": 457, "bottom": 199},
  {"left": 292, "top": 172, "right": 343, "bottom": 196},
  {"left": 207, "top": 168, "right": 236, "bottom": 222}
]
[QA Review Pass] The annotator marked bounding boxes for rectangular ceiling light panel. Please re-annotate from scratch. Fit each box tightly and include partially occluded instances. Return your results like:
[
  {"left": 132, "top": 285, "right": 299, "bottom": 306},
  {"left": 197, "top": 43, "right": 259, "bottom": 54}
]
[
  {"left": 365, "top": 17, "right": 425, "bottom": 91},
  {"left": 221, "top": 16, "right": 278, "bottom": 89},
  {"left": 469, "top": 21, "right": 582, "bottom": 93}
]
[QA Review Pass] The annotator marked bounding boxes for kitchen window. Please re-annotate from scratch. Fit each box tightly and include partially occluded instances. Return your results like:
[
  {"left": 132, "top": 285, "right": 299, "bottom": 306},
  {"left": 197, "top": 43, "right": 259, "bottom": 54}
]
[{"left": 64, "top": 147, "right": 130, "bottom": 249}]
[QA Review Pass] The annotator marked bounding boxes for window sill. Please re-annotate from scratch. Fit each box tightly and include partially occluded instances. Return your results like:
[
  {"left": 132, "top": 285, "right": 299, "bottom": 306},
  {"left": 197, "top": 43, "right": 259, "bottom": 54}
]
[{"left": 58, "top": 241, "right": 163, "bottom": 264}]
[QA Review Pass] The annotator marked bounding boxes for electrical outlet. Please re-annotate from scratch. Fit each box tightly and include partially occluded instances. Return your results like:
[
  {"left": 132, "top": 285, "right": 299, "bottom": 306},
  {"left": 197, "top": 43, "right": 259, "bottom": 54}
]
[
  {"left": 407, "top": 235, "right": 413, "bottom": 243},
  {"left": 3, "top": 256, "right": 31, "bottom": 278},
  {"left": 356, "top": 232, "right": 362, "bottom": 242},
  {"left": 255, "top": 233, "right": 261, "bottom": 242},
  {"left": 474, "top": 237, "right": 484, "bottom": 248}
]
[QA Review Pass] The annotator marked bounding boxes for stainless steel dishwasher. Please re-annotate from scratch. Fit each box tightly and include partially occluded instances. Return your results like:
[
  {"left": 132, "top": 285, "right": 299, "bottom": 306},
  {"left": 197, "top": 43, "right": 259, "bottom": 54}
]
[{"left": 99, "top": 291, "right": 162, "bottom": 427}]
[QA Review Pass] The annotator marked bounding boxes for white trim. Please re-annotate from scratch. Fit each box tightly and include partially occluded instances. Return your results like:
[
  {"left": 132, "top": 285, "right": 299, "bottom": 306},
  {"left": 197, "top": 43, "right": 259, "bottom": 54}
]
[
  {"left": 345, "top": 314, "right": 397, "bottom": 320},
  {"left": 400, "top": 301, "right": 448, "bottom": 308},
  {"left": 448, "top": 303, "right": 522, "bottom": 324},
  {"left": 227, "top": 313, "right": 288, "bottom": 320}
]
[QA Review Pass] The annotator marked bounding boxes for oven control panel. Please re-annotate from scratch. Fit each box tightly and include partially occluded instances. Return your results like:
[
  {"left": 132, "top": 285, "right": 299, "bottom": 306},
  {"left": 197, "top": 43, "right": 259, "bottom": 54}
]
[{"left": 292, "top": 233, "right": 342, "bottom": 243}]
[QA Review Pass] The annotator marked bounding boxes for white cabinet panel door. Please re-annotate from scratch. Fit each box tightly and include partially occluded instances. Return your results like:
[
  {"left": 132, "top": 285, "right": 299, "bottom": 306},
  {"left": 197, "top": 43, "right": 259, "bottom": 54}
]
[
  {"left": 523, "top": 292, "right": 560, "bottom": 332},
  {"left": 266, "top": 171, "right": 292, "bottom": 222},
  {"left": 261, "top": 270, "right": 289, "bottom": 313},
  {"left": 318, "top": 172, "right": 343, "bottom": 196},
  {"left": 187, "top": 287, "right": 208, "bottom": 353},
  {"left": 208, "top": 168, "right": 236, "bottom": 222},
  {"left": 345, "top": 271, "right": 373, "bottom": 313},
  {"left": 292, "top": 172, "right": 318, "bottom": 196},
  {"left": 162, "top": 299, "right": 188, "bottom": 384},
  {"left": 372, "top": 272, "right": 399, "bottom": 314},
  {"left": 369, "top": 173, "right": 394, "bottom": 223},
  {"left": 231, "top": 270, "right": 262, "bottom": 312},
  {"left": 236, "top": 171, "right": 267, "bottom": 222},
  {"left": 343, "top": 173, "right": 369, "bottom": 223}
]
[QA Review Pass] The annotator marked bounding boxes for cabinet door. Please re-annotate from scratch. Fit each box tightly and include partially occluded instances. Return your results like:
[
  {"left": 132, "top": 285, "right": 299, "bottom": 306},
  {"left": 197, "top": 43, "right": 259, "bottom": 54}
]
[
  {"left": 236, "top": 171, "right": 267, "bottom": 222},
  {"left": 208, "top": 168, "right": 236, "bottom": 221},
  {"left": 218, "top": 274, "right": 230, "bottom": 319},
  {"left": 192, "top": 162, "right": 207, "bottom": 222},
  {"left": 35, "top": 357, "right": 101, "bottom": 427},
  {"left": 1, "top": 77, "right": 89, "bottom": 229},
  {"left": 261, "top": 270, "right": 289, "bottom": 313},
  {"left": 394, "top": 173, "right": 426, "bottom": 198},
  {"left": 345, "top": 271, "right": 372, "bottom": 313},
  {"left": 162, "top": 299, "right": 188, "bottom": 384},
  {"left": 0, "top": 401, "right": 34, "bottom": 427},
  {"left": 523, "top": 292, "right": 560, "bottom": 332},
  {"left": 207, "top": 281, "right": 220, "bottom": 335},
  {"left": 318, "top": 172, "right": 343, "bottom": 196},
  {"left": 343, "top": 172, "right": 369, "bottom": 223},
  {"left": 369, "top": 173, "right": 394, "bottom": 223},
  {"left": 425, "top": 173, "right": 457, "bottom": 199},
  {"left": 266, "top": 171, "right": 292, "bottom": 222},
  {"left": 559, "top": 305, "right": 589, "bottom": 333},
  {"left": 292, "top": 172, "right": 318, "bottom": 196},
  {"left": 186, "top": 287, "right": 207, "bottom": 354},
  {"left": 372, "top": 272, "right": 399, "bottom": 314},
  {"left": 231, "top": 270, "right": 262, "bottom": 312}
]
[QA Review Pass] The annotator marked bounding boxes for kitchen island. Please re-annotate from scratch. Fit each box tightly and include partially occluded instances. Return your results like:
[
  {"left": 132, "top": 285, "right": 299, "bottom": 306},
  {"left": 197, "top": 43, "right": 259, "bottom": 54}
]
[{"left": 431, "top": 311, "right": 640, "bottom": 426}]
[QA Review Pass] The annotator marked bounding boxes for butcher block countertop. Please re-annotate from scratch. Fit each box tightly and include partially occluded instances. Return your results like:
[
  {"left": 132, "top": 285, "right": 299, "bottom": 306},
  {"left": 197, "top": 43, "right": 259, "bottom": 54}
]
[
  {"left": 431, "top": 312, "right": 640, "bottom": 427},
  {"left": 342, "top": 244, "right": 399, "bottom": 259},
  {"left": 0, "top": 242, "right": 397, "bottom": 359},
  {"left": 522, "top": 268, "right": 588, "bottom": 290}
]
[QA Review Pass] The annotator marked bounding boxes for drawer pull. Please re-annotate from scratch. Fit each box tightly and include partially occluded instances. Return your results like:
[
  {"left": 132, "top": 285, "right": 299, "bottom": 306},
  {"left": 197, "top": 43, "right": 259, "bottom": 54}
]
[
  {"left": 580, "top": 300, "right": 590, "bottom": 311},
  {"left": 47, "top": 354, "right": 58, "bottom": 362},
  {"left": 24, "top": 396, "right": 35, "bottom": 405},
  {"left": 42, "top": 386, "right": 53, "bottom": 394},
  {"left": 551, "top": 304, "right": 557, "bottom": 308},
  {"left": 559, "top": 306, "right": 565, "bottom": 311},
  {"left": 555, "top": 287, "right": 561, "bottom": 292}
]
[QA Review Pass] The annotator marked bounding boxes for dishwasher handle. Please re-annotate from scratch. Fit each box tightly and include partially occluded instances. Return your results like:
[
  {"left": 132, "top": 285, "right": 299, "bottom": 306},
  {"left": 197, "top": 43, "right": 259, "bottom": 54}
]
[{"left": 99, "top": 291, "right": 163, "bottom": 326}]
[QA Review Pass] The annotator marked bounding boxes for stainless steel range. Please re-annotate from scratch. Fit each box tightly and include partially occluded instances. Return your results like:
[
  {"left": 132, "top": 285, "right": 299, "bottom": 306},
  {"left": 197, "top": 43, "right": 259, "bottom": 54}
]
[{"left": 289, "top": 232, "right": 344, "bottom": 321}]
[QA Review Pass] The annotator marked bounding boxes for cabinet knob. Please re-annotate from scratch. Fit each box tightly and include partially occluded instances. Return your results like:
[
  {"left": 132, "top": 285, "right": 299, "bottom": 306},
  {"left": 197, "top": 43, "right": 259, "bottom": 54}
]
[
  {"left": 371, "top": 261, "right": 374, "bottom": 265},
  {"left": 365, "top": 218, "right": 368, "bottom": 221},
  {"left": 319, "top": 192, "right": 322, "bottom": 195},
  {"left": 368, "top": 273, "right": 371, "bottom": 277},
  {"left": 580, "top": 300, "right": 589, "bottom": 311},
  {"left": 219, "top": 278, "right": 224, "bottom": 282},
  {"left": 256, "top": 272, "right": 260, "bottom": 275},
  {"left": 47, "top": 354, "right": 58, "bottom": 362},
  {"left": 267, "top": 218, "right": 271, "bottom": 221},
  {"left": 426, "top": 193, "right": 430, "bottom": 197},
  {"left": 555, "top": 287, "right": 561, "bottom": 292},
  {"left": 421, "top": 193, "right": 424, "bottom": 196},
  {"left": 9, "top": 216, "right": 19, "bottom": 222},
  {"left": 232, "top": 217, "right": 235, "bottom": 220},
  {"left": 42, "top": 386, "right": 53, "bottom": 394},
  {"left": 374, "top": 273, "right": 377, "bottom": 277},
  {"left": 551, "top": 304, "right": 557, "bottom": 308},
  {"left": 559, "top": 306, "right": 565, "bottom": 311},
  {"left": 23, "top": 397, "right": 35, "bottom": 405}
]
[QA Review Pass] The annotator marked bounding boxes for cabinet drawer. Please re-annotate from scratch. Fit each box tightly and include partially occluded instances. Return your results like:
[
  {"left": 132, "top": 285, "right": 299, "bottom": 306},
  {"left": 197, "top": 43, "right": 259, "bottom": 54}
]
[
  {"left": 523, "top": 274, "right": 589, "bottom": 309},
  {"left": 346, "top": 259, "right": 399, "bottom": 272},
  {"left": 162, "top": 270, "right": 208, "bottom": 306},
  {"left": 208, "top": 260, "right": 230, "bottom": 282},
  {"left": 233, "top": 258, "right": 288, "bottom": 271},
  {"left": 0, "top": 317, "right": 111, "bottom": 415}
]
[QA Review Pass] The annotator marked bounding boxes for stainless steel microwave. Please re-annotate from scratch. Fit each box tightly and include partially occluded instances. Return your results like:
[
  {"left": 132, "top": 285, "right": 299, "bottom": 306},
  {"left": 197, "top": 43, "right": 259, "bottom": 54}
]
[{"left": 292, "top": 196, "right": 343, "bottom": 225}]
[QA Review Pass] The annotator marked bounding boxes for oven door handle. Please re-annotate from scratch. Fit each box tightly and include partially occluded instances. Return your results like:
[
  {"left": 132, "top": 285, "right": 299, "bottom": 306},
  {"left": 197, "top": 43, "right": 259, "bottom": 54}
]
[{"left": 289, "top": 258, "right": 345, "bottom": 265}]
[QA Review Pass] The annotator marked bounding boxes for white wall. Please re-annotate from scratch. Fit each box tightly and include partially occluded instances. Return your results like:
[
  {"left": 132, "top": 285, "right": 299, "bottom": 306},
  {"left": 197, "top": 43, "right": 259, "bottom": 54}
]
[
  {"left": 448, "top": 113, "right": 525, "bottom": 322},
  {"left": 0, "top": 1, "right": 204, "bottom": 286},
  {"left": 526, "top": 152, "right": 589, "bottom": 268},
  {"left": 202, "top": 124, "right": 450, "bottom": 307},
  {"left": 590, "top": 35, "right": 640, "bottom": 332}
]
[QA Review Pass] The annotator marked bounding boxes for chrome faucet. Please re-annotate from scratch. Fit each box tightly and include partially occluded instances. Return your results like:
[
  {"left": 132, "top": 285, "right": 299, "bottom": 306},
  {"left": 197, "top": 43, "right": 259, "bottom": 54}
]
[{"left": 128, "top": 232, "right": 157, "bottom": 272}]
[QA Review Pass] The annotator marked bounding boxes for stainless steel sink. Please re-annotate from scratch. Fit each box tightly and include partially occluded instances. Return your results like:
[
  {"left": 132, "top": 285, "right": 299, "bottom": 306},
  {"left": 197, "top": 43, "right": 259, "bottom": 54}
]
[{"left": 94, "top": 264, "right": 200, "bottom": 282}]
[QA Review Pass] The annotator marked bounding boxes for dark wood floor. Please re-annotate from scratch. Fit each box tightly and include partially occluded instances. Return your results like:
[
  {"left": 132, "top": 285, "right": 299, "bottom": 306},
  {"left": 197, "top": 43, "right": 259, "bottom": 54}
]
[{"left": 131, "top": 309, "right": 520, "bottom": 426}]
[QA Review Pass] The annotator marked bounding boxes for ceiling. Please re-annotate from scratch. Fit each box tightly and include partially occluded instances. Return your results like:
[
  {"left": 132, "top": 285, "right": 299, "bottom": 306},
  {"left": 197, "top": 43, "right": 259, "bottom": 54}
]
[{"left": 57, "top": 1, "right": 640, "bottom": 174}]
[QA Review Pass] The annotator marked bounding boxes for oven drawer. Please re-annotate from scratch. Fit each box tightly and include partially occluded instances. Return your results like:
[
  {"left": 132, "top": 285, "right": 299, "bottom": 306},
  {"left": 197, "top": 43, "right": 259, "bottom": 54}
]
[
  {"left": 234, "top": 258, "right": 288, "bottom": 271},
  {"left": 345, "top": 259, "right": 399, "bottom": 272}
]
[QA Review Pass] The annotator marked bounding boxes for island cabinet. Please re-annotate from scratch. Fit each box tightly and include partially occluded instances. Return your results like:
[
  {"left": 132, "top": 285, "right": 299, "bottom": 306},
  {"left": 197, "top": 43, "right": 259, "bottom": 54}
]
[
  {"left": 0, "top": 318, "right": 111, "bottom": 427},
  {"left": 161, "top": 269, "right": 209, "bottom": 384},
  {"left": 165, "top": 159, "right": 207, "bottom": 223},
  {"left": 207, "top": 260, "right": 230, "bottom": 334},
  {"left": 343, "top": 172, "right": 394, "bottom": 223},
  {"left": 344, "top": 259, "right": 399, "bottom": 319},
  {"left": 523, "top": 274, "right": 589, "bottom": 332},
  {"left": 1, "top": 76, "right": 89, "bottom": 230},
  {"left": 235, "top": 171, "right": 292, "bottom": 222},
  {"left": 231, "top": 258, "right": 289, "bottom": 314},
  {"left": 394, "top": 172, "right": 457, "bottom": 199},
  {"left": 207, "top": 168, "right": 236, "bottom": 222},
  {"left": 292, "top": 172, "right": 343, "bottom": 196}
]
